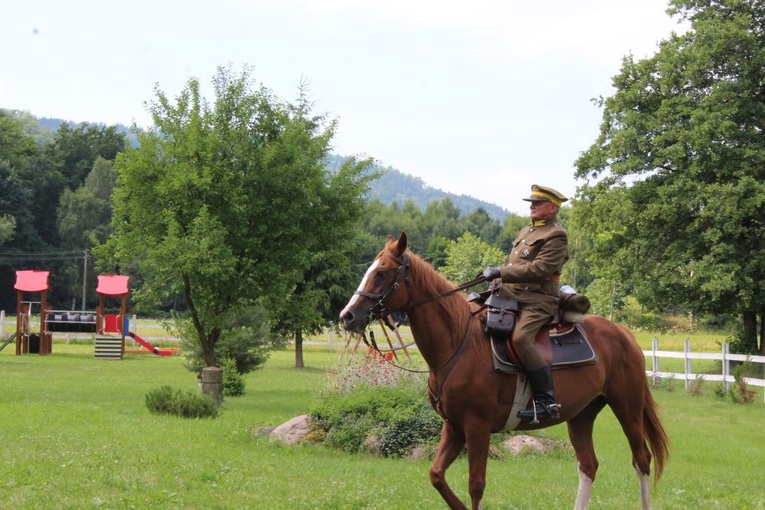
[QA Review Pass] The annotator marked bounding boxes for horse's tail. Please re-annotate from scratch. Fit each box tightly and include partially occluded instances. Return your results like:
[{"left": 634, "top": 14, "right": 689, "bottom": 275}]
[{"left": 642, "top": 378, "right": 670, "bottom": 482}]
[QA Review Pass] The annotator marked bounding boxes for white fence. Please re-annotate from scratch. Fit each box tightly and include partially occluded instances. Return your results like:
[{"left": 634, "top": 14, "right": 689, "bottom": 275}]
[{"left": 644, "top": 338, "right": 765, "bottom": 402}]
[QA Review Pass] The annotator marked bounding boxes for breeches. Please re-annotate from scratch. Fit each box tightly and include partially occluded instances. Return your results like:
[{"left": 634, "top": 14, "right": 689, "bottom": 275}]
[{"left": 513, "top": 305, "right": 554, "bottom": 370}]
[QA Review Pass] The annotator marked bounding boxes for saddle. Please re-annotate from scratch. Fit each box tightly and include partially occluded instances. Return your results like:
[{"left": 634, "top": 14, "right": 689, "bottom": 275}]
[{"left": 469, "top": 290, "right": 597, "bottom": 374}]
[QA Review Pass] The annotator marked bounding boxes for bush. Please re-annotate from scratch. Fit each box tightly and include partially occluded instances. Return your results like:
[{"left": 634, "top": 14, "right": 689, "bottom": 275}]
[
  {"left": 145, "top": 385, "right": 219, "bottom": 418},
  {"left": 177, "top": 305, "right": 274, "bottom": 374},
  {"left": 377, "top": 405, "right": 443, "bottom": 458},
  {"left": 729, "top": 361, "right": 757, "bottom": 404},
  {"left": 311, "top": 364, "right": 441, "bottom": 457},
  {"left": 221, "top": 358, "right": 245, "bottom": 397}
]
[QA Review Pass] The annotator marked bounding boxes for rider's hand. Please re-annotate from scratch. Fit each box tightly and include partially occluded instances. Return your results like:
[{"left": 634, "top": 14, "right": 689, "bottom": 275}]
[{"left": 482, "top": 266, "right": 501, "bottom": 281}]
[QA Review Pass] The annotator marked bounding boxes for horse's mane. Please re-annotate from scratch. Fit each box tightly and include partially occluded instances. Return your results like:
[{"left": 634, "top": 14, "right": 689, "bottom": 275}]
[{"left": 402, "top": 249, "right": 472, "bottom": 336}]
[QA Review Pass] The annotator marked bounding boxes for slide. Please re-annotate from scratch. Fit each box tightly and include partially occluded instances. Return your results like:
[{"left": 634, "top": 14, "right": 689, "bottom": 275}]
[
  {"left": 127, "top": 331, "right": 177, "bottom": 357},
  {"left": 0, "top": 333, "right": 17, "bottom": 352}
]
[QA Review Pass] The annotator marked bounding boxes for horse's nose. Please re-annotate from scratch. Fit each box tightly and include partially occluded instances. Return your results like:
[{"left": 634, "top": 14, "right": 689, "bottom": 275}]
[{"left": 340, "top": 310, "right": 355, "bottom": 329}]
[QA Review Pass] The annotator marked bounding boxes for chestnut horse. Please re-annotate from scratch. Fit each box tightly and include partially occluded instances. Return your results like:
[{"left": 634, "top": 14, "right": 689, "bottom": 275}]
[{"left": 340, "top": 233, "right": 669, "bottom": 510}]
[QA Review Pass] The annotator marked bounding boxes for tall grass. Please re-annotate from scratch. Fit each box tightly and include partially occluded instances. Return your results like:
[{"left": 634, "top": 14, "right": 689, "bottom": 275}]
[{"left": 1, "top": 341, "right": 763, "bottom": 509}]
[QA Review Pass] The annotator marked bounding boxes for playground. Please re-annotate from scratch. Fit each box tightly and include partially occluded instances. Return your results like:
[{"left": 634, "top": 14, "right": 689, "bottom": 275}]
[{"left": 0, "top": 270, "right": 179, "bottom": 359}]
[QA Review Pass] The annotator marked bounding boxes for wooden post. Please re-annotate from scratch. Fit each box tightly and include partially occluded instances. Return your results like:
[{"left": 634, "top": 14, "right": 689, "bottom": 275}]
[
  {"left": 201, "top": 366, "right": 223, "bottom": 406},
  {"left": 15, "top": 292, "right": 23, "bottom": 355}
]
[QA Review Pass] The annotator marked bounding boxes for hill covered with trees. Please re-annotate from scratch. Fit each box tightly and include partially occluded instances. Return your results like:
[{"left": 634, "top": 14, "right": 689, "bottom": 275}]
[{"left": 19, "top": 114, "right": 508, "bottom": 221}]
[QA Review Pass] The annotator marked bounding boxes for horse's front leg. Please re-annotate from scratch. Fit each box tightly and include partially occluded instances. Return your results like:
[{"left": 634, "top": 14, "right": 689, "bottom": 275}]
[
  {"left": 464, "top": 421, "right": 492, "bottom": 510},
  {"left": 431, "top": 421, "right": 468, "bottom": 510}
]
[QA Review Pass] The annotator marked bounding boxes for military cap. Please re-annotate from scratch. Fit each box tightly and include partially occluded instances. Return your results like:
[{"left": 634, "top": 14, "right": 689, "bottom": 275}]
[{"left": 522, "top": 184, "right": 568, "bottom": 207}]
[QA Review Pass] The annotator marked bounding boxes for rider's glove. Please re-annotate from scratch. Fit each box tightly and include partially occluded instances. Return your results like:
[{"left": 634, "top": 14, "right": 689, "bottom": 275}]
[{"left": 481, "top": 266, "right": 501, "bottom": 281}]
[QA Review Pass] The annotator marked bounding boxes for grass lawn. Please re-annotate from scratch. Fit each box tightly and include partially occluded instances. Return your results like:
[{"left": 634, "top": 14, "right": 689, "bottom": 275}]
[{"left": 1, "top": 340, "right": 763, "bottom": 509}]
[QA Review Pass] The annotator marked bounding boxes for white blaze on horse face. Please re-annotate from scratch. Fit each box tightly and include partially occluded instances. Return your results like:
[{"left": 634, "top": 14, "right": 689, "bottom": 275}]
[{"left": 340, "top": 259, "right": 379, "bottom": 318}]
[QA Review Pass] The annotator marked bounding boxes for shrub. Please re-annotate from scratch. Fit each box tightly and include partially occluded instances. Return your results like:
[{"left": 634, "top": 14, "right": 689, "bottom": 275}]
[
  {"left": 311, "top": 363, "right": 441, "bottom": 457},
  {"left": 145, "top": 385, "right": 219, "bottom": 418},
  {"left": 221, "top": 358, "right": 246, "bottom": 397},
  {"left": 687, "top": 375, "right": 705, "bottom": 396},
  {"left": 377, "top": 405, "right": 442, "bottom": 458},
  {"left": 175, "top": 305, "right": 275, "bottom": 374},
  {"left": 729, "top": 361, "right": 757, "bottom": 404},
  {"left": 326, "top": 357, "right": 419, "bottom": 394}
]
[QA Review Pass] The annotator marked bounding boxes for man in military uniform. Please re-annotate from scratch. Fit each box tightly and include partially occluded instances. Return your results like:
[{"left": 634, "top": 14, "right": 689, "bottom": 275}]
[{"left": 482, "top": 184, "right": 569, "bottom": 422}]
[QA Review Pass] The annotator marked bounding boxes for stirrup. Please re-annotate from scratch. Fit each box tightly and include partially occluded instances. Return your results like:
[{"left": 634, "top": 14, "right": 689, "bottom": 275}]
[{"left": 518, "top": 400, "right": 561, "bottom": 424}]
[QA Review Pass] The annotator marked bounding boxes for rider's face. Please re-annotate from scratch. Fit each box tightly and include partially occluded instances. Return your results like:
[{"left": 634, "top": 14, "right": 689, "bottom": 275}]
[{"left": 529, "top": 201, "right": 558, "bottom": 222}]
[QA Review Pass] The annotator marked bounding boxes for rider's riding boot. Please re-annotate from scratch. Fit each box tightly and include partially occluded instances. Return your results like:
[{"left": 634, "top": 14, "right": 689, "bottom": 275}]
[{"left": 518, "top": 365, "right": 560, "bottom": 424}]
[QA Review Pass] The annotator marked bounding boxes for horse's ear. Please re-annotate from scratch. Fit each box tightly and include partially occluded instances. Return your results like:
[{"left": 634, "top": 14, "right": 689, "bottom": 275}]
[
  {"left": 396, "top": 231, "right": 408, "bottom": 255},
  {"left": 385, "top": 235, "right": 396, "bottom": 247}
]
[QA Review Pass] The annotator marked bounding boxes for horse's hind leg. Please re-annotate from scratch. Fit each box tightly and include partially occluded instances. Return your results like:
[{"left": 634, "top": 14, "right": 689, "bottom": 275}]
[
  {"left": 430, "top": 421, "right": 469, "bottom": 510},
  {"left": 609, "top": 401, "right": 654, "bottom": 510},
  {"left": 567, "top": 399, "right": 606, "bottom": 510}
]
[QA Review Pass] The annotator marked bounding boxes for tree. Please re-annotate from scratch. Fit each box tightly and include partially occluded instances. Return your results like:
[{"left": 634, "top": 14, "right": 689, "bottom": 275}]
[
  {"left": 96, "top": 65, "right": 372, "bottom": 367},
  {"left": 57, "top": 157, "right": 119, "bottom": 307},
  {"left": 575, "top": 0, "right": 765, "bottom": 353},
  {"left": 45, "top": 123, "right": 126, "bottom": 189},
  {"left": 269, "top": 89, "right": 376, "bottom": 367},
  {"left": 0, "top": 110, "right": 39, "bottom": 170},
  {"left": 0, "top": 214, "right": 15, "bottom": 245},
  {"left": 458, "top": 207, "right": 502, "bottom": 247},
  {"left": 57, "top": 157, "right": 118, "bottom": 248},
  {"left": 440, "top": 232, "right": 505, "bottom": 290}
]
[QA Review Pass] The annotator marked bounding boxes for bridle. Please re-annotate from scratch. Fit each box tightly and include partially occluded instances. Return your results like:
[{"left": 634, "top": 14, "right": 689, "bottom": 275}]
[
  {"left": 354, "top": 250, "right": 486, "bottom": 326},
  {"left": 353, "top": 251, "right": 412, "bottom": 324}
]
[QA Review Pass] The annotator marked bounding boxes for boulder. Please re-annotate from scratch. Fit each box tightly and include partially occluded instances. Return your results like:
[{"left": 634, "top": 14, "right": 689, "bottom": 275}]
[
  {"left": 502, "top": 434, "right": 564, "bottom": 456},
  {"left": 269, "top": 414, "right": 311, "bottom": 446}
]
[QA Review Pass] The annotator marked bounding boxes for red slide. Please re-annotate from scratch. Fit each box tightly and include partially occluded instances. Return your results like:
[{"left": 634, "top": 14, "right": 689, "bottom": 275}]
[{"left": 127, "top": 331, "right": 177, "bottom": 356}]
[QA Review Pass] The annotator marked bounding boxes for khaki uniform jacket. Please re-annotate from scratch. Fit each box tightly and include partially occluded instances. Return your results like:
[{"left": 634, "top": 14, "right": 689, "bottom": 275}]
[{"left": 495, "top": 220, "right": 569, "bottom": 315}]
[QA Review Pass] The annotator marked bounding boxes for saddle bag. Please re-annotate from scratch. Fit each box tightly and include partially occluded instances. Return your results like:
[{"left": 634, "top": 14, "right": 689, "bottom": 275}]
[{"left": 484, "top": 293, "right": 518, "bottom": 339}]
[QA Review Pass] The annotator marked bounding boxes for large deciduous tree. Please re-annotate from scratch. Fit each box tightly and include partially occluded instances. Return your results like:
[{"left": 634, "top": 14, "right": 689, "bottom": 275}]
[
  {"left": 97, "top": 66, "right": 373, "bottom": 366},
  {"left": 575, "top": 0, "right": 765, "bottom": 353}
]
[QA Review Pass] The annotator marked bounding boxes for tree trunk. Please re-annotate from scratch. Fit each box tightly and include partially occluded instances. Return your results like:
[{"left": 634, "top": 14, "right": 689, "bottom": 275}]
[
  {"left": 759, "top": 309, "right": 764, "bottom": 357},
  {"left": 295, "top": 330, "right": 305, "bottom": 368},
  {"left": 741, "top": 311, "right": 758, "bottom": 353}
]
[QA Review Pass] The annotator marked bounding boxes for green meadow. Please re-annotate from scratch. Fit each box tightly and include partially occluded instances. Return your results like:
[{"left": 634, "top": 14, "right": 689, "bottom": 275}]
[{"left": 1, "top": 340, "right": 763, "bottom": 509}]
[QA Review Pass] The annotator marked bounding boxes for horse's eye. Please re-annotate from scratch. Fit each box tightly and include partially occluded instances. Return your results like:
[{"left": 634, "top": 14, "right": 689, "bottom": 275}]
[{"left": 376, "top": 270, "right": 388, "bottom": 279}]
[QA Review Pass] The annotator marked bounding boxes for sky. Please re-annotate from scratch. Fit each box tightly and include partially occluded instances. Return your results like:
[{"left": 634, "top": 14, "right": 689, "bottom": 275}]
[{"left": 1, "top": 0, "right": 685, "bottom": 214}]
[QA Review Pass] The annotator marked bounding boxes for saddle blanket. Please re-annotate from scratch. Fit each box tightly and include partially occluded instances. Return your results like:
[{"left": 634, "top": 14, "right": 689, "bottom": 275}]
[{"left": 491, "top": 323, "right": 597, "bottom": 374}]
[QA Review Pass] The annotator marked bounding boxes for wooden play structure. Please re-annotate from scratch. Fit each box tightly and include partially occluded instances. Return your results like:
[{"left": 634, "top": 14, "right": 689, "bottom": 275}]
[
  {"left": 93, "top": 274, "right": 130, "bottom": 360},
  {"left": 13, "top": 270, "right": 53, "bottom": 355},
  {"left": 4, "top": 270, "right": 176, "bottom": 359},
  {"left": 93, "top": 274, "right": 178, "bottom": 359}
]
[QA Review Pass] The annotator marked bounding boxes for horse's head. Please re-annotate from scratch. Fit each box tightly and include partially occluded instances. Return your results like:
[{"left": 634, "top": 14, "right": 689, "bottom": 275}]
[{"left": 339, "top": 232, "right": 412, "bottom": 333}]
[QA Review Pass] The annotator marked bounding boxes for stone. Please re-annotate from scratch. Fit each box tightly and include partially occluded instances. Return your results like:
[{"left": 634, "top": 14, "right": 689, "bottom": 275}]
[
  {"left": 502, "top": 434, "right": 563, "bottom": 456},
  {"left": 269, "top": 414, "right": 312, "bottom": 446}
]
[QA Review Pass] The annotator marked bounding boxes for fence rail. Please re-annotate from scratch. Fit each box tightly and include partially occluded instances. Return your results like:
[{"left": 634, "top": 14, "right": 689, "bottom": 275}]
[{"left": 644, "top": 338, "right": 765, "bottom": 402}]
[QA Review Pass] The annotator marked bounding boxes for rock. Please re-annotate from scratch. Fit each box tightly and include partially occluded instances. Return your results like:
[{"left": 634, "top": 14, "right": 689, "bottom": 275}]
[
  {"left": 253, "top": 426, "right": 276, "bottom": 437},
  {"left": 364, "top": 434, "right": 379, "bottom": 454},
  {"left": 407, "top": 446, "right": 428, "bottom": 460},
  {"left": 502, "top": 434, "right": 562, "bottom": 456},
  {"left": 269, "top": 414, "right": 311, "bottom": 446}
]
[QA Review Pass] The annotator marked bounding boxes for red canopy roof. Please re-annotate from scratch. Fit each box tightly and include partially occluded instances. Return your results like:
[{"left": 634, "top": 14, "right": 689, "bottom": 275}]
[
  {"left": 14, "top": 270, "right": 50, "bottom": 292},
  {"left": 96, "top": 274, "right": 130, "bottom": 296}
]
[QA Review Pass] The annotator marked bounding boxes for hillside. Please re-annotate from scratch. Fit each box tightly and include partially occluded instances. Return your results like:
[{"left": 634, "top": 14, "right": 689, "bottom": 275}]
[
  {"left": 326, "top": 156, "right": 509, "bottom": 220},
  {"left": 14, "top": 112, "right": 509, "bottom": 220}
]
